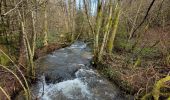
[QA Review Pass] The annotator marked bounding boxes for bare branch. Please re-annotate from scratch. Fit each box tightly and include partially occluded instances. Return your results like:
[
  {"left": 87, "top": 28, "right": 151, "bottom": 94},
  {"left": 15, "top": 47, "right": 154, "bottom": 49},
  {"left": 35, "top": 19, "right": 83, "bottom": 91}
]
[
  {"left": 2, "top": 0, "right": 23, "bottom": 16},
  {"left": 130, "top": 0, "right": 156, "bottom": 39}
]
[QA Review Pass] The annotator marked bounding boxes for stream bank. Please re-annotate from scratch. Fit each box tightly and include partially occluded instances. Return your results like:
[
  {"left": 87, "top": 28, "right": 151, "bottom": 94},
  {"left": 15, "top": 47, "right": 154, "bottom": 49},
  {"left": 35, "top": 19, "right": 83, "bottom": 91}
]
[{"left": 0, "top": 43, "right": 67, "bottom": 100}]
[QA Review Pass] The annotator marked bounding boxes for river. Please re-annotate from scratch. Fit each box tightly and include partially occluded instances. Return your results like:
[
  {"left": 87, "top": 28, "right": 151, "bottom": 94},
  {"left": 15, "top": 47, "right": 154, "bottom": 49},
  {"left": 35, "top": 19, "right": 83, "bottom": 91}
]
[{"left": 16, "top": 41, "right": 130, "bottom": 100}]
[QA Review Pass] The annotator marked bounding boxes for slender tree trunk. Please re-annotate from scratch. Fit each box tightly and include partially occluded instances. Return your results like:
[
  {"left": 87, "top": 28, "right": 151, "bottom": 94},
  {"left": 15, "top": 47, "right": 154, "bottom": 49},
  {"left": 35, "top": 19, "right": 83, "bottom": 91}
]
[
  {"left": 94, "top": 0, "right": 102, "bottom": 60},
  {"left": 71, "top": 0, "right": 76, "bottom": 42},
  {"left": 43, "top": 1, "right": 48, "bottom": 46},
  {"left": 31, "top": 12, "right": 36, "bottom": 57},
  {"left": 20, "top": 18, "right": 35, "bottom": 78},
  {"left": 18, "top": 22, "right": 27, "bottom": 68},
  {"left": 25, "top": 31, "right": 35, "bottom": 78},
  {"left": 107, "top": 3, "right": 120, "bottom": 55},
  {"left": 98, "top": 0, "right": 113, "bottom": 61},
  {"left": 31, "top": 0, "right": 37, "bottom": 57},
  {"left": 18, "top": 1, "right": 28, "bottom": 68},
  {"left": 18, "top": 2, "right": 35, "bottom": 78},
  {"left": 83, "top": 0, "right": 94, "bottom": 35}
]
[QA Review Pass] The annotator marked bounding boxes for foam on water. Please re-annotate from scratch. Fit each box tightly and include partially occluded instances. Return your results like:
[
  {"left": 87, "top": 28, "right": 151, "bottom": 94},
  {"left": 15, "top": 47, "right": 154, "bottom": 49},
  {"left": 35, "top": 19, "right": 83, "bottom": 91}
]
[
  {"left": 37, "top": 76, "right": 91, "bottom": 100},
  {"left": 69, "top": 42, "right": 87, "bottom": 49},
  {"left": 75, "top": 69, "right": 98, "bottom": 78}
]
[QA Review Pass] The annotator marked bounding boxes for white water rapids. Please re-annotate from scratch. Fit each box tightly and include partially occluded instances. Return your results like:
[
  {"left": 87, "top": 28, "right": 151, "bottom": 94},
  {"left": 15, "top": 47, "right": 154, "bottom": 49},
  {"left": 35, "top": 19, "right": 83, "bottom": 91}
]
[{"left": 37, "top": 69, "right": 94, "bottom": 100}]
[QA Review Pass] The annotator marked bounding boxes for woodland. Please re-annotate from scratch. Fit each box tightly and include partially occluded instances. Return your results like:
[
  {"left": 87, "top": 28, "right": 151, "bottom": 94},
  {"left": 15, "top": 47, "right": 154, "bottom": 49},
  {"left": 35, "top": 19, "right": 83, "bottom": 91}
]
[{"left": 0, "top": 0, "right": 170, "bottom": 100}]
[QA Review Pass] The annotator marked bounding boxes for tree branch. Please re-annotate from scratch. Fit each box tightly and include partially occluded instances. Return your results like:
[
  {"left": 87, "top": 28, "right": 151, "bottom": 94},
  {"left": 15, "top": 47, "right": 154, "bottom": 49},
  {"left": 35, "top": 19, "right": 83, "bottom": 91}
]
[
  {"left": 2, "top": 0, "right": 23, "bottom": 16},
  {"left": 130, "top": 0, "right": 156, "bottom": 39}
]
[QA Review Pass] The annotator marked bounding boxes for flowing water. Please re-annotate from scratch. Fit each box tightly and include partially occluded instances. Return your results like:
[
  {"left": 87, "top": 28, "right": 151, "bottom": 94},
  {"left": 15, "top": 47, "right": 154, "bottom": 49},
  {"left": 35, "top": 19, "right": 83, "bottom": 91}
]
[{"left": 16, "top": 41, "right": 130, "bottom": 100}]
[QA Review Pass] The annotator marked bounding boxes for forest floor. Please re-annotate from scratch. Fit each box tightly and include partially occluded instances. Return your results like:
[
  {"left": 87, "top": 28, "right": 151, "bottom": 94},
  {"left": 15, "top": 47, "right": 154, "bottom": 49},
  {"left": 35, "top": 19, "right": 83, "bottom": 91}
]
[
  {"left": 97, "top": 54, "right": 170, "bottom": 99},
  {"left": 97, "top": 26, "right": 170, "bottom": 99}
]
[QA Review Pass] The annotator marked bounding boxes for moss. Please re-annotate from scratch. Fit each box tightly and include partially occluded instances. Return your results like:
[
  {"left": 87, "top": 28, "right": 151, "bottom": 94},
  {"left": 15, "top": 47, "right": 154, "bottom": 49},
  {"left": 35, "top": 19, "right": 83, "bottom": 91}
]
[
  {"left": 141, "top": 76, "right": 170, "bottom": 100},
  {"left": 0, "top": 54, "right": 10, "bottom": 65},
  {"left": 133, "top": 57, "right": 141, "bottom": 68},
  {"left": 0, "top": 45, "right": 10, "bottom": 65},
  {"left": 152, "top": 76, "right": 170, "bottom": 100}
]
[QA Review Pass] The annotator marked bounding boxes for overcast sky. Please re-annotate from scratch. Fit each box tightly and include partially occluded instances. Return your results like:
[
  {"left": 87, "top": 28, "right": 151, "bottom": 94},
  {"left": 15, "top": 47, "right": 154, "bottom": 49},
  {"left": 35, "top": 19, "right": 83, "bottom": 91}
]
[{"left": 76, "top": 0, "right": 98, "bottom": 14}]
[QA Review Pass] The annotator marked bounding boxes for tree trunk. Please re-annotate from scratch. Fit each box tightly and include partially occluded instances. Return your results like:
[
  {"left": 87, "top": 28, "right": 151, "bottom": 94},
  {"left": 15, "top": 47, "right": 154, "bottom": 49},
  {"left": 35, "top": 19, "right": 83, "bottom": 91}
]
[
  {"left": 18, "top": 22, "right": 27, "bottom": 68},
  {"left": 43, "top": 1, "right": 48, "bottom": 46},
  {"left": 83, "top": 0, "right": 94, "bottom": 35},
  {"left": 94, "top": 0, "right": 102, "bottom": 60},
  {"left": 71, "top": 0, "right": 76, "bottom": 42},
  {"left": 107, "top": 3, "right": 120, "bottom": 55},
  {"left": 98, "top": 0, "right": 113, "bottom": 61},
  {"left": 31, "top": 0, "right": 37, "bottom": 57}
]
